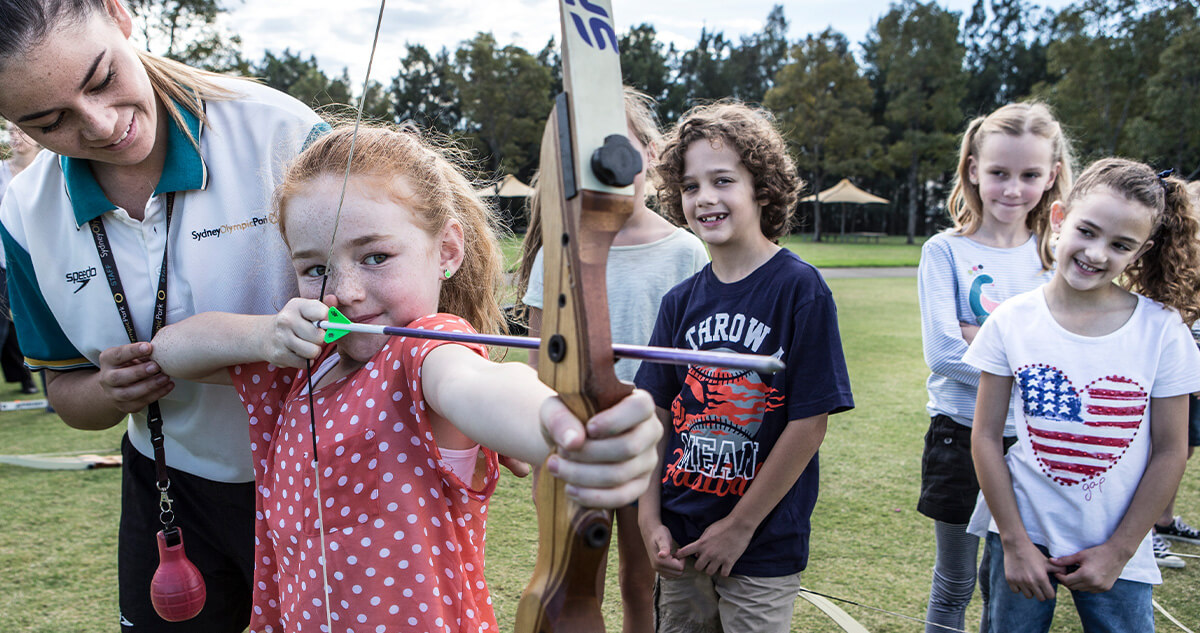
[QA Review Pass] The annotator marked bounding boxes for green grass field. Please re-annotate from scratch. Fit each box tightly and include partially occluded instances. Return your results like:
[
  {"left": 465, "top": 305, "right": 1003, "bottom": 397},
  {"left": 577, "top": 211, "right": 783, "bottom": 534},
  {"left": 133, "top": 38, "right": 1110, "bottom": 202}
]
[
  {"left": 1, "top": 276, "right": 1196, "bottom": 632},
  {"left": 501, "top": 232, "right": 925, "bottom": 272},
  {"left": 781, "top": 234, "right": 926, "bottom": 268}
]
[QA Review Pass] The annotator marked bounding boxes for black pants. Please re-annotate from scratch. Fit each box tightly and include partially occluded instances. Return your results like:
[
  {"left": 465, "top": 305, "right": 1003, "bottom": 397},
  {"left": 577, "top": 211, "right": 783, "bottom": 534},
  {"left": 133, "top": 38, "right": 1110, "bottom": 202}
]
[
  {"left": 0, "top": 268, "right": 34, "bottom": 388},
  {"left": 118, "top": 435, "right": 254, "bottom": 632}
]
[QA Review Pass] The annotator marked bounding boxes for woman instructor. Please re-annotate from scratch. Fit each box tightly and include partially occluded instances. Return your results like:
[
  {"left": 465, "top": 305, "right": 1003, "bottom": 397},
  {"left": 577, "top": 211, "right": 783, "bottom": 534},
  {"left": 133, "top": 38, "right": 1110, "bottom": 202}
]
[{"left": 0, "top": 1, "right": 325, "bottom": 630}]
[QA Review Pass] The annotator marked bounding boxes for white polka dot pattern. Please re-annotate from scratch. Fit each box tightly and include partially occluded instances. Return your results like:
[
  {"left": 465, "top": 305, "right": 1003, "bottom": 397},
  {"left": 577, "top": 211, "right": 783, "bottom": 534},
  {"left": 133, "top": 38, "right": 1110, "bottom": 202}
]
[{"left": 232, "top": 314, "right": 499, "bottom": 632}]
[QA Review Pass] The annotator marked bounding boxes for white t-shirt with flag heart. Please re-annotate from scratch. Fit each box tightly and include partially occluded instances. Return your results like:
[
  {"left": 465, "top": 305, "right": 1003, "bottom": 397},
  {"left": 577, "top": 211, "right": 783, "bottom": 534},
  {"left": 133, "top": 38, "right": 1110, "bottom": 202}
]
[{"left": 963, "top": 287, "right": 1200, "bottom": 585}]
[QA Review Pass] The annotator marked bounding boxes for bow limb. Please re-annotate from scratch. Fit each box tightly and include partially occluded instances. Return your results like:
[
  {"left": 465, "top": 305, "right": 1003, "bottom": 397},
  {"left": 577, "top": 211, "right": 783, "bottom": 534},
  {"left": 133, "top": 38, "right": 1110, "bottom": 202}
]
[
  {"left": 515, "top": 1, "right": 638, "bottom": 631},
  {"left": 797, "top": 589, "right": 872, "bottom": 633}
]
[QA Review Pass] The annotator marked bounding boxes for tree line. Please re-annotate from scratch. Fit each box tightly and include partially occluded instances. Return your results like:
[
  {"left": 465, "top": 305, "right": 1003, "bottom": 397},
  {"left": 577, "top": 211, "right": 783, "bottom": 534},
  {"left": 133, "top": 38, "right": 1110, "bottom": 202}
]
[{"left": 129, "top": 0, "right": 1200, "bottom": 242}]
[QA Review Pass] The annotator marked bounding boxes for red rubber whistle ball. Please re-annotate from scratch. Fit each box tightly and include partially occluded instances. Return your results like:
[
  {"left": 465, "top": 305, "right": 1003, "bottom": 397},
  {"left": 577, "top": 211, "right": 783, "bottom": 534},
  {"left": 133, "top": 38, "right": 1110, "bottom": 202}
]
[{"left": 150, "top": 527, "right": 206, "bottom": 621}]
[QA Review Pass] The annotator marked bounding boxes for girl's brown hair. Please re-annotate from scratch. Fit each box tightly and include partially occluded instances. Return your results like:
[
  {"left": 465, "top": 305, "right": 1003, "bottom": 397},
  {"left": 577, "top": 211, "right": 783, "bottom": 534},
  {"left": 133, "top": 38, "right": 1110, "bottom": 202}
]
[
  {"left": 656, "top": 101, "right": 801, "bottom": 242},
  {"left": 1064, "top": 158, "right": 1200, "bottom": 324},
  {"left": 947, "top": 102, "right": 1074, "bottom": 269},
  {"left": 275, "top": 124, "right": 506, "bottom": 335}
]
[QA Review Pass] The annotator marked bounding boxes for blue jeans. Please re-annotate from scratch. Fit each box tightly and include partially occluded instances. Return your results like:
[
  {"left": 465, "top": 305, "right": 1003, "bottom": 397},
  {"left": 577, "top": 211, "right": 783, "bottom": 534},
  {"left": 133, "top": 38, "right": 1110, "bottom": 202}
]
[{"left": 985, "top": 533, "right": 1154, "bottom": 632}]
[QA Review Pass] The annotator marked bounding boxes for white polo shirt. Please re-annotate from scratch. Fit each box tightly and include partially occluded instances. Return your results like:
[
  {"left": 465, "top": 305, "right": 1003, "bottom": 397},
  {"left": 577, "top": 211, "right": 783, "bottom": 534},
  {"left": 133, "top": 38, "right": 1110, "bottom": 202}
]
[{"left": 0, "top": 78, "right": 325, "bottom": 482}]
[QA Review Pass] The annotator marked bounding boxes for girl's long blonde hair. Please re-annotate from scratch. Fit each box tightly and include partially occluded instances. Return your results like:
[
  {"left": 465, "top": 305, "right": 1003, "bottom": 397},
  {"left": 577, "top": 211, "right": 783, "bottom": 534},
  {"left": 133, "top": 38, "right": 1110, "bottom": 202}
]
[
  {"left": 947, "top": 102, "right": 1074, "bottom": 269},
  {"left": 275, "top": 125, "right": 506, "bottom": 334}
]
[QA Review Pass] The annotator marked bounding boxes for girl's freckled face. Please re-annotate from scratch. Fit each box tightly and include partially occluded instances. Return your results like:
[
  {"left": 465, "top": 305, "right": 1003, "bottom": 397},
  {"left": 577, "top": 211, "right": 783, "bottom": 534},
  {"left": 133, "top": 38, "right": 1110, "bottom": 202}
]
[{"left": 284, "top": 175, "right": 447, "bottom": 363}]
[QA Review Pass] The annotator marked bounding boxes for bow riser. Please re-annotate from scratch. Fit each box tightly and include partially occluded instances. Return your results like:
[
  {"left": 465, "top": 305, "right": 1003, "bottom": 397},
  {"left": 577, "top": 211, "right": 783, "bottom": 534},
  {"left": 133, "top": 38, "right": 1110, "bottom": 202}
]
[
  {"left": 516, "top": 96, "right": 634, "bottom": 632},
  {"left": 516, "top": 0, "right": 635, "bottom": 630},
  {"left": 568, "top": 191, "right": 637, "bottom": 411}
]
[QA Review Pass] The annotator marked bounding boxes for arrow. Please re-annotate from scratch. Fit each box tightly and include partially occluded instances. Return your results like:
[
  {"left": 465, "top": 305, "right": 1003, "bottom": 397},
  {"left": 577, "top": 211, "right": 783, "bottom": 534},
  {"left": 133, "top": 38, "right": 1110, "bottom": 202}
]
[{"left": 315, "top": 306, "right": 784, "bottom": 374}]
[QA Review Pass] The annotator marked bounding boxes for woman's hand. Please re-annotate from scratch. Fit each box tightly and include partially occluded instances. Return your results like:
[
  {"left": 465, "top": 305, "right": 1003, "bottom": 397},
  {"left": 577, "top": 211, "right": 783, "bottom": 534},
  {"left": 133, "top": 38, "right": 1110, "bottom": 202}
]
[
  {"left": 540, "top": 389, "right": 662, "bottom": 509},
  {"left": 261, "top": 298, "right": 328, "bottom": 368},
  {"left": 97, "top": 342, "right": 174, "bottom": 413}
]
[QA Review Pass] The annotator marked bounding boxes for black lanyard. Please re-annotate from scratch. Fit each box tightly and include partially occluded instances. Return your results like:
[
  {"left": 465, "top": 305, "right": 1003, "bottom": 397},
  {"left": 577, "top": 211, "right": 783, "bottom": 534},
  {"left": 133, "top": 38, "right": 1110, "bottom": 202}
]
[{"left": 89, "top": 192, "right": 177, "bottom": 528}]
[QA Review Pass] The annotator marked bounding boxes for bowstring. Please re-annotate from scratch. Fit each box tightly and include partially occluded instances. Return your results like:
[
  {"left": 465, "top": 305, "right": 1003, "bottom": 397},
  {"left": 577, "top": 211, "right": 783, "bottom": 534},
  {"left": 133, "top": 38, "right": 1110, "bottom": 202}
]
[
  {"left": 324, "top": 1, "right": 388, "bottom": 267},
  {"left": 305, "top": 2, "right": 388, "bottom": 631}
]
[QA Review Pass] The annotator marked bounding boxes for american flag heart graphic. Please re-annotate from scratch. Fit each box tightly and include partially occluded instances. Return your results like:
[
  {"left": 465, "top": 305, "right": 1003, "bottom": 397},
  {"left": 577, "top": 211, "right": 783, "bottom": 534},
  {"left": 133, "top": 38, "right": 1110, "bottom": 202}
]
[{"left": 1014, "top": 364, "right": 1146, "bottom": 486}]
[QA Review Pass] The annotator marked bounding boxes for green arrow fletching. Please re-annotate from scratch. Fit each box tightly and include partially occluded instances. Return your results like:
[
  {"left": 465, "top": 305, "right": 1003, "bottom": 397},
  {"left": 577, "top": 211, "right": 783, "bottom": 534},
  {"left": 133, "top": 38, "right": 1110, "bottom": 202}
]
[{"left": 323, "top": 306, "right": 353, "bottom": 343}]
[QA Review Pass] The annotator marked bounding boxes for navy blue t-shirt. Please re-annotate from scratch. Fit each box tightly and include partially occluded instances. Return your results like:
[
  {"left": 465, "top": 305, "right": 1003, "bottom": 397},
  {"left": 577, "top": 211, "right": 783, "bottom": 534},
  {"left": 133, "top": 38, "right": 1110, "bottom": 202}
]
[{"left": 635, "top": 249, "right": 854, "bottom": 576}]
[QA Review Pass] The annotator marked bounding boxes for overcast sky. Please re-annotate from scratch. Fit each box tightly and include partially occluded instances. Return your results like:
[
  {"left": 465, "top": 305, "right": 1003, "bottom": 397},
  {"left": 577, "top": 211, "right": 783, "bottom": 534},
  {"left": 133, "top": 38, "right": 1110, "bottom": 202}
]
[{"left": 220, "top": 0, "right": 1076, "bottom": 87}]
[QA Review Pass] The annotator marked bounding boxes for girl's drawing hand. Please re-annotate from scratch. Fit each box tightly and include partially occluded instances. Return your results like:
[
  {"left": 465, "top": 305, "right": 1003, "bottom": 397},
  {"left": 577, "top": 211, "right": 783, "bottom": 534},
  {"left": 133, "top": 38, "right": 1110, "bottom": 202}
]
[
  {"left": 640, "top": 522, "right": 685, "bottom": 577},
  {"left": 1051, "top": 545, "right": 1123, "bottom": 593},
  {"left": 541, "top": 389, "right": 662, "bottom": 509},
  {"left": 264, "top": 298, "right": 328, "bottom": 368},
  {"left": 97, "top": 342, "right": 174, "bottom": 413},
  {"left": 676, "top": 514, "right": 753, "bottom": 577},
  {"left": 1002, "top": 538, "right": 1064, "bottom": 601}
]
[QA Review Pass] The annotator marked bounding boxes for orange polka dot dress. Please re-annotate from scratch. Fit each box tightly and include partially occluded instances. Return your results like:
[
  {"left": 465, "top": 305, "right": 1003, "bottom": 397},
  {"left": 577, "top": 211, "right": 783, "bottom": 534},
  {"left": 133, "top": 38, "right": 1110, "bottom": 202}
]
[{"left": 231, "top": 314, "right": 500, "bottom": 632}]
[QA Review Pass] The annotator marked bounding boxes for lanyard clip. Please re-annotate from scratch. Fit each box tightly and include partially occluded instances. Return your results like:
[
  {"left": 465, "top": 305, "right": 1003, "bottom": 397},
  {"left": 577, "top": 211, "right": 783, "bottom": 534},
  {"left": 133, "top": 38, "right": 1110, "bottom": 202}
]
[{"left": 158, "top": 479, "right": 175, "bottom": 528}]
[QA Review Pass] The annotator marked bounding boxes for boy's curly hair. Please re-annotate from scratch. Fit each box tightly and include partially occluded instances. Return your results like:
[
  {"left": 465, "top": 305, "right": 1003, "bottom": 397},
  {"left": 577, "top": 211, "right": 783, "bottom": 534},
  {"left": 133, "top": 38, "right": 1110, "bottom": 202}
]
[{"left": 656, "top": 101, "right": 802, "bottom": 241}]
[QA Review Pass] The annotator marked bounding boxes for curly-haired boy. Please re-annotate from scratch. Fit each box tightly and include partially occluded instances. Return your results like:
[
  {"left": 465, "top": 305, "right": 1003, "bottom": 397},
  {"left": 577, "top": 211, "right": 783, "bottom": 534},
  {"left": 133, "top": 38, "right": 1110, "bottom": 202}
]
[{"left": 636, "top": 102, "right": 855, "bottom": 632}]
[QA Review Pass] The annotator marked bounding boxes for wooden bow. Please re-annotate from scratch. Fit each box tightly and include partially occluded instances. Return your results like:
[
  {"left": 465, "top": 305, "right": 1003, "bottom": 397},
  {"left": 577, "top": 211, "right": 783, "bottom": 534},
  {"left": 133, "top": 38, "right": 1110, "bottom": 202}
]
[{"left": 514, "top": 1, "right": 638, "bottom": 630}]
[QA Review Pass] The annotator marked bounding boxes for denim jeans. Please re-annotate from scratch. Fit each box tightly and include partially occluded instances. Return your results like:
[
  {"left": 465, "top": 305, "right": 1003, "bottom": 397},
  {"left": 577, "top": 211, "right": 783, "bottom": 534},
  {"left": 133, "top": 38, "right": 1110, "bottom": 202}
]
[{"left": 984, "top": 533, "right": 1154, "bottom": 632}]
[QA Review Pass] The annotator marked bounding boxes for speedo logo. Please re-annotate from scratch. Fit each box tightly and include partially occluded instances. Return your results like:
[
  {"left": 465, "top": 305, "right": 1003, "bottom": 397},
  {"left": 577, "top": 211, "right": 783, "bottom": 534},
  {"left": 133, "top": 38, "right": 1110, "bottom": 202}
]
[
  {"left": 191, "top": 213, "right": 278, "bottom": 241},
  {"left": 65, "top": 266, "right": 97, "bottom": 293}
]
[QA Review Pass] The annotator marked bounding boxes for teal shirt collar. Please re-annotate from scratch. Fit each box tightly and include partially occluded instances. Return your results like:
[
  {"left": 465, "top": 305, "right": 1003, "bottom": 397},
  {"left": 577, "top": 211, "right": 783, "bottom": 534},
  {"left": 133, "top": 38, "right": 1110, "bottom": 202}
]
[{"left": 61, "top": 104, "right": 207, "bottom": 226}]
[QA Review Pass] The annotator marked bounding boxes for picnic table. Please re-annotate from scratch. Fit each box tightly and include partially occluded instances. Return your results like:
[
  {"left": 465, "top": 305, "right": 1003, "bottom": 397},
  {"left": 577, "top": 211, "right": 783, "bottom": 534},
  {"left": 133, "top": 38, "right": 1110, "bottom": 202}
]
[{"left": 827, "top": 232, "right": 887, "bottom": 243}]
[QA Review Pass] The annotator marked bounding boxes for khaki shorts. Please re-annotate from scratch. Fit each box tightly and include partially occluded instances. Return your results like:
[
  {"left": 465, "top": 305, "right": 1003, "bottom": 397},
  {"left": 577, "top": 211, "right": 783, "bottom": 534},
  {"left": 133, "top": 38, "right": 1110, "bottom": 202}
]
[{"left": 656, "top": 558, "right": 801, "bottom": 633}]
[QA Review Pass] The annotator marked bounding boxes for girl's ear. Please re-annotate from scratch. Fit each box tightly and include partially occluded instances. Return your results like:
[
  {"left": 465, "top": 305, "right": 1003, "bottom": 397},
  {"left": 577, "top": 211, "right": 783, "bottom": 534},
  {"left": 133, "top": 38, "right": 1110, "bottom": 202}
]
[
  {"left": 1044, "top": 160, "right": 1061, "bottom": 191},
  {"left": 1049, "top": 200, "right": 1067, "bottom": 233},
  {"left": 967, "top": 155, "right": 980, "bottom": 186},
  {"left": 644, "top": 140, "right": 659, "bottom": 165},
  {"left": 104, "top": 0, "right": 135, "bottom": 38},
  {"left": 438, "top": 218, "right": 466, "bottom": 277}
]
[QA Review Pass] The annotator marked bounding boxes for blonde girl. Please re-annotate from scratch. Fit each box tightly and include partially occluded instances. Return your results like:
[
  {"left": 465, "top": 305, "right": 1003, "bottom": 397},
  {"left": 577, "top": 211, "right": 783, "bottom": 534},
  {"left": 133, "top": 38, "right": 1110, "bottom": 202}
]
[
  {"left": 917, "top": 102, "right": 1072, "bottom": 632},
  {"left": 967, "top": 158, "right": 1200, "bottom": 631}
]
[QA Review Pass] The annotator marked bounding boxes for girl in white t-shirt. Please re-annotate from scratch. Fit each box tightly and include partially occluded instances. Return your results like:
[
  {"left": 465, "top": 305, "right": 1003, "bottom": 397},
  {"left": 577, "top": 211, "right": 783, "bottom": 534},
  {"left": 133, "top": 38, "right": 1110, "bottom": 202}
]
[{"left": 965, "top": 158, "right": 1200, "bottom": 631}]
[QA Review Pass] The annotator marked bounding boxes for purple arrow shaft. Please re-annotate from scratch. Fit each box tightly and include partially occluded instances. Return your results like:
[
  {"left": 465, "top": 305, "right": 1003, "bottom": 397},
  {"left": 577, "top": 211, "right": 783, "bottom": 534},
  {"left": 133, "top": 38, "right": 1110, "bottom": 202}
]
[{"left": 315, "top": 320, "right": 784, "bottom": 374}]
